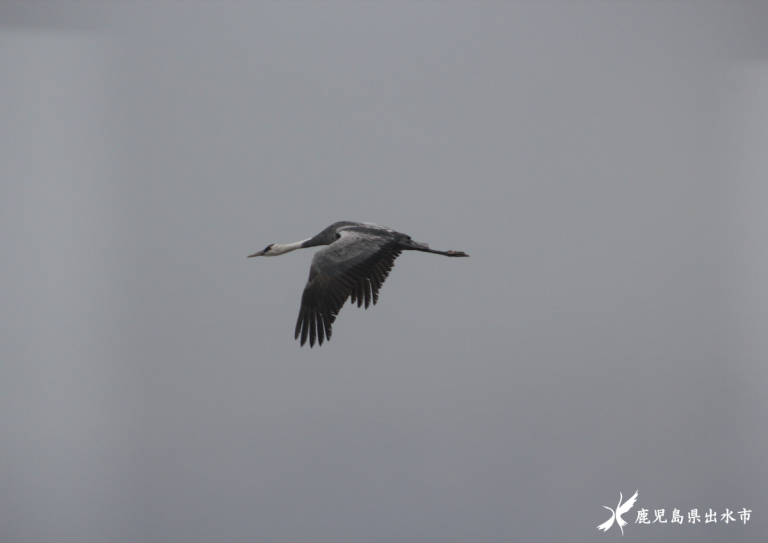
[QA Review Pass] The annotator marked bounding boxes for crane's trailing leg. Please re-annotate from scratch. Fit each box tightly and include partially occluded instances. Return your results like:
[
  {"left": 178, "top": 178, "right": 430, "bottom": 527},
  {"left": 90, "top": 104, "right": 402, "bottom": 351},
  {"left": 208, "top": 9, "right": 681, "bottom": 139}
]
[{"left": 398, "top": 239, "right": 469, "bottom": 257}]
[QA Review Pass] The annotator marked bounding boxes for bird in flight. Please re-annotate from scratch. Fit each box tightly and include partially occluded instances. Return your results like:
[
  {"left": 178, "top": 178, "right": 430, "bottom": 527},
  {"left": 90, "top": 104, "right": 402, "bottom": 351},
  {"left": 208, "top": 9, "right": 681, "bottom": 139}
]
[
  {"left": 597, "top": 490, "right": 639, "bottom": 535},
  {"left": 248, "top": 221, "right": 468, "bottom": 347}
]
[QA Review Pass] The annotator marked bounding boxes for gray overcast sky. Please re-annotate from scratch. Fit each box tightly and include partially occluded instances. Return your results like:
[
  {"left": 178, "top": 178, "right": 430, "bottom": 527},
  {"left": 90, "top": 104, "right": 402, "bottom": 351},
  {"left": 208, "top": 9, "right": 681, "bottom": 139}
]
[{"left": 1, "top": 2, "right": 767, "bottom": 542}]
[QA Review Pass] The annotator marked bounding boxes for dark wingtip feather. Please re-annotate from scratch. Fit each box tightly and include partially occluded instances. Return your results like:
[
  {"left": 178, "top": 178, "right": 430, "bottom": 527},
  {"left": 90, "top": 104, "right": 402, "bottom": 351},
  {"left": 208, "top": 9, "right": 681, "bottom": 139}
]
[
  {"left": 309, "top": 310, "right": 317, "bottom": 347},
  {"left": 320, "top": 304, "right": 333, "bottom": 342},
  {"left": 364, "top": 278, "right": 372, "bottom": 309},
  {"left": 295, "top": 308, "right": 303, "bottom": 341},
  {"left": 316, "top": 310, "right": 325, "bottom": 346},
  {"left": 300, "top": 308, "right": 309, "bottom": 346}
]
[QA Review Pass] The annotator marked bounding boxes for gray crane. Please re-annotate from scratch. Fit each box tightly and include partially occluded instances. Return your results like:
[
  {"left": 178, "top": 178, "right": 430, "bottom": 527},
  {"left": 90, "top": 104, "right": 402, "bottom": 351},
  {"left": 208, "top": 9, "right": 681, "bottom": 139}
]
[{"left": 248, "top": 221, "right": 469, "bottom": 347}]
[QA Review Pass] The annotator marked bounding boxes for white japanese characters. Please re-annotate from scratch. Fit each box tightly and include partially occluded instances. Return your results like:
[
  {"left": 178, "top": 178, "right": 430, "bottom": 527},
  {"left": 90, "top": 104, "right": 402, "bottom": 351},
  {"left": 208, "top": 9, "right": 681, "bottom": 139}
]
[{"left": 636, "top": 507, "right": 751, "bottom": 526}]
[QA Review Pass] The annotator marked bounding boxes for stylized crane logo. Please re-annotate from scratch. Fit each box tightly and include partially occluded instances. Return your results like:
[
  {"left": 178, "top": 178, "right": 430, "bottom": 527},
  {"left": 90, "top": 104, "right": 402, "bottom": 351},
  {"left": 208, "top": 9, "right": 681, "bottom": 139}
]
[{"left": 597, "top": 490, "right": 639, "bottom": 535}]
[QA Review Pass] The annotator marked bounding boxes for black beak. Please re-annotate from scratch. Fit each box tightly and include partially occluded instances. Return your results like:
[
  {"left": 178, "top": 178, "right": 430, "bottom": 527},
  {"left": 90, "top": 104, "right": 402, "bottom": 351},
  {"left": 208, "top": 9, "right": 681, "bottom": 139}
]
[{"left": 248, "top": 244, "right": 273, "bottom": 258}]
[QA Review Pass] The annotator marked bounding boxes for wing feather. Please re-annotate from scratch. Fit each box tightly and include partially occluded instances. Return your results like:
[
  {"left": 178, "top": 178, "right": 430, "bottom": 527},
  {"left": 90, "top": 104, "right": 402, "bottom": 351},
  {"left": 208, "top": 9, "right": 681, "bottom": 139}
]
[{"left": 363, "top": 278, "right": 372, "bottom": 308}]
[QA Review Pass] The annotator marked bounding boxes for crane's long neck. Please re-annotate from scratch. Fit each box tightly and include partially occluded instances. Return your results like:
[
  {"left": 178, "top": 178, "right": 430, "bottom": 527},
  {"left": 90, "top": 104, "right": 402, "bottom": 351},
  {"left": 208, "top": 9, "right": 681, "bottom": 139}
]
[{"left": 266, "top": 238, "right": 312, "bottom": 256}]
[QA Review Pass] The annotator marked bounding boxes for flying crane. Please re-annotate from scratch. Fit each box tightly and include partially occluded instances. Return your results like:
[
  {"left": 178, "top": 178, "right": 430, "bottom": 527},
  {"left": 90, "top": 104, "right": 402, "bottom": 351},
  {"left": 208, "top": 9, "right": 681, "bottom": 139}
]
[{"left": 248, "top": 221, "right": 468, "bottom": 347}]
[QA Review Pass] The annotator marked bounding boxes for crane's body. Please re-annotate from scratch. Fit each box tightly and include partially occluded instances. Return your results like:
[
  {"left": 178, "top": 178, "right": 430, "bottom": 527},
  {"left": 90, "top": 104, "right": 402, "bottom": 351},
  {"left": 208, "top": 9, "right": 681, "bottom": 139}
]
[{"left": 248, "top": 221, "right": 468, "bottom": 347}]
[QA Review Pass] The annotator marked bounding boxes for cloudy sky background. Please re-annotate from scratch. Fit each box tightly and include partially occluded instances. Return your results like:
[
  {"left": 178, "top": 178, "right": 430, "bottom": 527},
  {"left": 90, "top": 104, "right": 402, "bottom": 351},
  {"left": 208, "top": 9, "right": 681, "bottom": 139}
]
[{"left": 1, "top": 2, "right": 767, "bottom": 541}]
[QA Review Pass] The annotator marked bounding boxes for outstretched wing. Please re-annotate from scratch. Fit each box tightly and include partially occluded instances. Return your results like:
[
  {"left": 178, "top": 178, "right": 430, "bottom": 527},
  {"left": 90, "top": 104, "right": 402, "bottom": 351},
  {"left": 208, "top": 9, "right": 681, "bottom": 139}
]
[{"left": 295, "top": 229, "right": 402, "bottom": 347}]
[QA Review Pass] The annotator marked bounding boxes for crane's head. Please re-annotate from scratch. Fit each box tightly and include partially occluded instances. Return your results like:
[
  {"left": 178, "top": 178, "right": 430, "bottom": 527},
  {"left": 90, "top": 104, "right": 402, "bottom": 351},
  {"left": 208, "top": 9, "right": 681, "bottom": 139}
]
[{"left": 247, "top": 244, "right": 274, "bottom": 257}]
